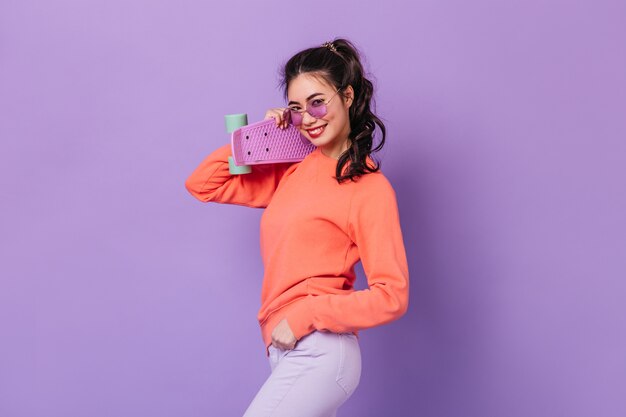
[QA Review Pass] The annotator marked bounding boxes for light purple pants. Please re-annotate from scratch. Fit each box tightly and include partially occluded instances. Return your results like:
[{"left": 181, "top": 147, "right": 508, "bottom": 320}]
[{"left": 242, "top": 330, "right": 362, "bottom": 417}]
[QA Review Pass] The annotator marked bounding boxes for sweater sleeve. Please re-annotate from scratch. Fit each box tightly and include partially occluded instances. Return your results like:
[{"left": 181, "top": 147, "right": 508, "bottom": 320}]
[
  {"left": 286, "top": 176, "right": 410, "bottom": 339},
  {"left": 185, "top": 143, "right": 297, "bottom": 208}
]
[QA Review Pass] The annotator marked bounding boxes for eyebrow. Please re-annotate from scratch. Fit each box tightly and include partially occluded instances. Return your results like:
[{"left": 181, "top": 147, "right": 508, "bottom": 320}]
[{"left": 288, "top": 93, "right": 324, "bottom": 106}]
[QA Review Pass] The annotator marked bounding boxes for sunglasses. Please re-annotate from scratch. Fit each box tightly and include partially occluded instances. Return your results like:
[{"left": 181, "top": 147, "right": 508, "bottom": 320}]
[{"left": 283, "top": 88, "right": 343, "bottom": 127}]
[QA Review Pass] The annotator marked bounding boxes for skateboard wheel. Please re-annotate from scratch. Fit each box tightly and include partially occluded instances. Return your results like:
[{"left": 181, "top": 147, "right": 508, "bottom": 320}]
[
  {"left": 225, "top": 114, "right": 248, "bottom": 133},
  {"left": 228, "top": 156, "right": 252, "bottom": 174},
  {"left": 226, "top": 114, "right": 251, "bottom": 174}
]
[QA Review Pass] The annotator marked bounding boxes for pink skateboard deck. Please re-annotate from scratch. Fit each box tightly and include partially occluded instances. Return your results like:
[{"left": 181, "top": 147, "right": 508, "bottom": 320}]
[{"left": 230, "top": 118, "right": 315, "bottom": 166}]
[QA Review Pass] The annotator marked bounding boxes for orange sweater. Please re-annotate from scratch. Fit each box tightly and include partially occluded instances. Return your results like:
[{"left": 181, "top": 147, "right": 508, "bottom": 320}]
[{"left": 185, "top": 143, "right": 410, "bottom": 357}]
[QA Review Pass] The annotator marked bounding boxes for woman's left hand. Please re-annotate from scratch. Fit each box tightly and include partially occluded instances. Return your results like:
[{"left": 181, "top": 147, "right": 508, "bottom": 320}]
[{"left": 271, "top": 318, "right": 297, "bottom": 350}]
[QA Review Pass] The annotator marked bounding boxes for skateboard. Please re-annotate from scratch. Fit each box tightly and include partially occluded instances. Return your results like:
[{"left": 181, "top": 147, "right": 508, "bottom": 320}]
[{"left": 225, "top": 113, "right": 315, "bottom": 175}]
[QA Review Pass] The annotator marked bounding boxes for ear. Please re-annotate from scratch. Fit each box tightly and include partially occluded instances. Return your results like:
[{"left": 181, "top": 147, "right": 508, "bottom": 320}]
[{"left": 343, "top": 85, "right": 355, "bottom": 108}]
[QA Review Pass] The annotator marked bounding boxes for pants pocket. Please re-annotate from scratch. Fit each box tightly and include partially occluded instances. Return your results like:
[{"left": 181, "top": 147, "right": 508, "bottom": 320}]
[
  {"left": 335, "top": 333, "right": 362, "bottom": 397},
  {"left": 270, "top": 331, "right": 317, "bottom": 369},
  {"left": 268, "top": 345, "right": 278, "bottom": 370}
]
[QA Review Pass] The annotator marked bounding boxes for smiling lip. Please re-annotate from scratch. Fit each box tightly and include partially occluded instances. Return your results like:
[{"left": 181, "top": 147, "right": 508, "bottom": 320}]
[{"left": 306, "top": 124, "right": 327, "bottom": 138}]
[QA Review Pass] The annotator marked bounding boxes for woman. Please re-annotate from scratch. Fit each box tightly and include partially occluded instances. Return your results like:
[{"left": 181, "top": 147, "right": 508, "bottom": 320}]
[{"left": 185, "top": 38, "right": 410, "bottom": 417}]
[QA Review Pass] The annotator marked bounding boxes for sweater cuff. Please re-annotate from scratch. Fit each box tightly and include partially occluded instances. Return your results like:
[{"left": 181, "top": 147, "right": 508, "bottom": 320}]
[{"left": 286, "top": 295, "right": 316, "bottom": 340}]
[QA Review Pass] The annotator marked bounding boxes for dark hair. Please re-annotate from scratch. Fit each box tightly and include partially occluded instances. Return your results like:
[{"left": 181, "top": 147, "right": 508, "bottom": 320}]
[{"left": 279, "top": 38, "right": 386, "bottom": 183}]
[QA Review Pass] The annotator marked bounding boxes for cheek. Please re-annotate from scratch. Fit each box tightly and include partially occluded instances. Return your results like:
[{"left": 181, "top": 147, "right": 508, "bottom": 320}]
[{"left": 333, "top": 112, "right": 347, "bottom": 127}]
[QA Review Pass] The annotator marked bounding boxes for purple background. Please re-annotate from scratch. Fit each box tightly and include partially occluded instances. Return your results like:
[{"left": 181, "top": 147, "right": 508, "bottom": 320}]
[{"left": 1, "top": 0, "right": 625, "bottom": 416}]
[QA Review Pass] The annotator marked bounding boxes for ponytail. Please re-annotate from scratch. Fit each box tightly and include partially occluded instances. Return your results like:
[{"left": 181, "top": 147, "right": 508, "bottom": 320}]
[{"left": 279, "top": 38, "right": 386, "bottom": 183}]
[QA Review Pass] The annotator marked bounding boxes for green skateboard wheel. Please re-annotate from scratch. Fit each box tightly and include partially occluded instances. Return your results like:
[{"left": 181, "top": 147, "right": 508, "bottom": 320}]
[
  {"left": 228, "top": 156, "right": 252, "bottom": 174},
  {"left": 225, "top": 114, "right": 248, "bottom": 133},
  {"left": 225, "top": 114, "right": 252, "bottom": 175}
]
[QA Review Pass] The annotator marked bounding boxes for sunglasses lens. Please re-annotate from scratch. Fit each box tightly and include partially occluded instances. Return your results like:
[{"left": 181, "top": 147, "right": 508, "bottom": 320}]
[
  {"left": 290, "top": 110, "right": 302, "bottom": 126},
  {"left": 307, "top": 103, "right": 327, "bottom": 119},
  {"left": 283, "top": 108, "right": 299, "bottom": 126}
]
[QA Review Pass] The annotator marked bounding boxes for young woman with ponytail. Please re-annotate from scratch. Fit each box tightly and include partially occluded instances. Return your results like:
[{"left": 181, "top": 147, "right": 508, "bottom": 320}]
[{"left": 185, "top": 38, "right": 410, "bottom": 417}]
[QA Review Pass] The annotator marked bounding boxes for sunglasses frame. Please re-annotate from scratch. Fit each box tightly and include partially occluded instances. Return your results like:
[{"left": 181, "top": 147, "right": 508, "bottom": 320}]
[{"left": 283, "top": 88, "right": 343, "bottom": 127}]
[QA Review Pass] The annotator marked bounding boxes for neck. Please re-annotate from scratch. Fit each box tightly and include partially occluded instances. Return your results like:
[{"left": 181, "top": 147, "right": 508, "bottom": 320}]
[{"left": 320, "top": 138, "right": 350, "bottom": 160}]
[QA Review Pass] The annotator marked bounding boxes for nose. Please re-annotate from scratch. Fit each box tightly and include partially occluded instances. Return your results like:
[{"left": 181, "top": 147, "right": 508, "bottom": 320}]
[{"left": 301, "top": 110, "right": 318, "bottom": 126}]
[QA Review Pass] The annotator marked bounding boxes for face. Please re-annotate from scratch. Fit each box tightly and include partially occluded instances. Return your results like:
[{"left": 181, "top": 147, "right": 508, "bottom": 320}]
[{"left": 286, "top": 73, "right": 353, "bottom": 155}]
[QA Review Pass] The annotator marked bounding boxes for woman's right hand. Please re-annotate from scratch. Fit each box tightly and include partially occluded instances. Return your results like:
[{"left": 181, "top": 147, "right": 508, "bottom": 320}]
[{"left": 264, "top": 108, "right": 289, "bottom": 130}]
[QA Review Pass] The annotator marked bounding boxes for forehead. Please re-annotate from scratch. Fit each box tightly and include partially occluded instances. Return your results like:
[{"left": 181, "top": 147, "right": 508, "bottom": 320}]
[{"left": 287, "top": 73, "right": 334, "bottom": 101}]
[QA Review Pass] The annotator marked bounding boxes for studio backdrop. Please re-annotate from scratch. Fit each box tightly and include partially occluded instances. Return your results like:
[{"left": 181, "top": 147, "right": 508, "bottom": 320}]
[{"left": 1, "top": 0, "right": 624, "bottom": 416}]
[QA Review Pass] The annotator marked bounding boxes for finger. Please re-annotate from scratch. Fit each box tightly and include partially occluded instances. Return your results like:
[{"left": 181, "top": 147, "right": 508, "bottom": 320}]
[
  {"left": 274, "top": 339, "right": 290, "bottom": 350},
  {"left": 269, "top": 112, "right": 283, "bottom": 127},
  {"left": 278, "top": 342, "right": 291, "bottom": 350},
  {"left": 265, "top": 109, "right": 280, "bottom": 121},
  {"left": 265, "top": 109, "right": 288, "bottom": 128},
  {"left": 276, "top": 110, "right": 286, "bottom": 128},
  {"left": 279, "top": 108, "right": 289, "bottom": 129}
]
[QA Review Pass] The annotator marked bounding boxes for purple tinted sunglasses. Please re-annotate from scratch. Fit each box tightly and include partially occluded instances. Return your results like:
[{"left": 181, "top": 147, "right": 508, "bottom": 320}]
[{"left": 283, "top": 88, "right": 343, "bottom": 127}]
